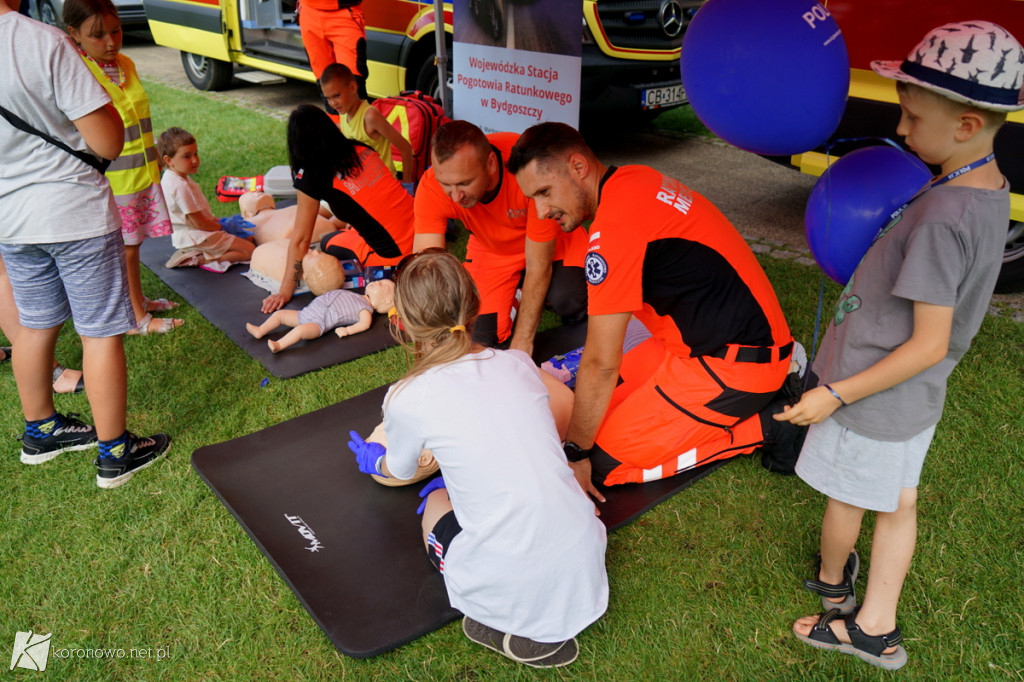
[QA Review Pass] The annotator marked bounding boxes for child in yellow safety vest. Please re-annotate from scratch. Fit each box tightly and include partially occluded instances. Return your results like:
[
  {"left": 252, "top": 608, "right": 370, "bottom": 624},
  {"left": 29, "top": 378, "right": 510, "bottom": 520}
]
[{"left": 64, "top": 0, "right": 183, "bottom": 335}]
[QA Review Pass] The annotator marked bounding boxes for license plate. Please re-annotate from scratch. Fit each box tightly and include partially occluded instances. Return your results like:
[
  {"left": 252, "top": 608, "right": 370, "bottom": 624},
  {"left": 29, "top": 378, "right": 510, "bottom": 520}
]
[{"left": 641, "top": 84, "right": 685, "bottom": 110}]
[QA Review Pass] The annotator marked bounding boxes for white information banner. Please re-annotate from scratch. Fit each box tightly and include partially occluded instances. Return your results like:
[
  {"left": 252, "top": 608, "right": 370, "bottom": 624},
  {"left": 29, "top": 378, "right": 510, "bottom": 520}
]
[{"left": 453, "top": 0, "right": 582, "bottom": 134}]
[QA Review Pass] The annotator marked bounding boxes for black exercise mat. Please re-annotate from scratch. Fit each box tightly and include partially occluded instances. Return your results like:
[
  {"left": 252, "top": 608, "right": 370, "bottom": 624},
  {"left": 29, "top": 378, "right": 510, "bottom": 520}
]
[
  {"left": 191, "top": 385, "right": 461, "bottom": 659},
  {"left": 192, "top": 325, "right": 729, "bottom": 656},
  {"left": 139, "top": 236, "right": 397, "bottom": 379}
]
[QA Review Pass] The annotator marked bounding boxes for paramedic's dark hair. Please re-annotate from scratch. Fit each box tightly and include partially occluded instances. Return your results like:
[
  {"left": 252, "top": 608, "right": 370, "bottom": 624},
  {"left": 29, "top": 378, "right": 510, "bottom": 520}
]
[
  {"left": 156, "top": 127, "right": 195, "bottom": 160},
  {"left": 63, "top": 0, "right": 118, "bottom": 32},
  {"left": 287, "top": 104, "right": 366, "bottom": 181},
  {"left": 319, "top": 63, "right": 356, "bottom": 88},
  {"left": 507, "top": 122, "right": 590, "bottom": 175},
  {"left": 431, "top": 120, "right": 491, "bottom": 165}
]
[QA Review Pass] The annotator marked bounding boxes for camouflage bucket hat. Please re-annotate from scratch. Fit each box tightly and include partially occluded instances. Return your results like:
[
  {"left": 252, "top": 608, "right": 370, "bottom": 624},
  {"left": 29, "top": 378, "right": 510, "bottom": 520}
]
[{"left": 871, "top": 20, "right": 1024, "bottom": 112}]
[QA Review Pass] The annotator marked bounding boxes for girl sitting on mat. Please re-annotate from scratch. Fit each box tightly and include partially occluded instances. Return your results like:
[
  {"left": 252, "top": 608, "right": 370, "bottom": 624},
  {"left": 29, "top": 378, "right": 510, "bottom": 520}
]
[
  {"left": 346, "top": 249, "right": 607, "bottom": 669},
  {"left": 64, "top": 0, "right": 182, "bottom": 335},
  {"left": 260, "top": 105, "right": 415, "bottom": 315}
]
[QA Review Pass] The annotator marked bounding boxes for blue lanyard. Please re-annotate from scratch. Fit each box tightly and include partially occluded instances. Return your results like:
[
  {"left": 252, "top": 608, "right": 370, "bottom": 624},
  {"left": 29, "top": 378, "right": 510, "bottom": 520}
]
[{"left": 887, "top": 153, "right": 996, "bottom": 224}]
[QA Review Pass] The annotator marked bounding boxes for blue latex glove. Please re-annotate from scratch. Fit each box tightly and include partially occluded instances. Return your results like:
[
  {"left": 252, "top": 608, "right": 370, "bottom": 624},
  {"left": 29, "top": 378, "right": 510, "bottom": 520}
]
[
  {"left": 218, "top": 215, "right": 256, "bottom": 238},
  {"left": 416, "top": 476, "right": 447, "bottom": 515},
  {"left": 347, "top": 430, "right": 386, "bottom": 476}
]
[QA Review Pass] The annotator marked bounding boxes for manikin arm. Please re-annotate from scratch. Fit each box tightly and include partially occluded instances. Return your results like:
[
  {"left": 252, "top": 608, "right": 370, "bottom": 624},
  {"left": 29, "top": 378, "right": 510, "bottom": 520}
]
[{"left": 335, "top": 309, "right": 374, "bottom": 338}]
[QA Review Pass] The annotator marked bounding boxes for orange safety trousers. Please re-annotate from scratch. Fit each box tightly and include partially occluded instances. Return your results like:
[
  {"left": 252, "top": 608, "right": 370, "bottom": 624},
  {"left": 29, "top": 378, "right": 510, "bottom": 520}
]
[
  {"left": 593, "top": 336, "right": 789, "bottom": 486},
  {"left": 299, "top": 4, "right": 366, "bottom": 79},
  {"left": 463, "top": 240, "right": 524, "bottom": 344},
  {"left": 322, "top": 228, "right": 404, "bottom": 267}
]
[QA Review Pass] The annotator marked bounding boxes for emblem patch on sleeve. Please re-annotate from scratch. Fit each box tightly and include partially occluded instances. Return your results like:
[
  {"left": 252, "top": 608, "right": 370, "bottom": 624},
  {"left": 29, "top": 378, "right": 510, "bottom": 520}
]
[{"left": 584, "top": 252, "right": 608, "bottom": 285}]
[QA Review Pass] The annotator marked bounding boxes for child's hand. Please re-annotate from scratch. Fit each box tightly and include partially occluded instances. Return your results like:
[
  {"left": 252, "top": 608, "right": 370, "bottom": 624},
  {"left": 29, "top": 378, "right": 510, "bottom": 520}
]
[
  {"left": 348, "top": 430, "right": 387, "bottom": 476},
  {"left": 773, "top": 386, "right": 843, "bottom": 426},
  {"left": 416, "top": 476, "right": 447, "bottom": 515}
]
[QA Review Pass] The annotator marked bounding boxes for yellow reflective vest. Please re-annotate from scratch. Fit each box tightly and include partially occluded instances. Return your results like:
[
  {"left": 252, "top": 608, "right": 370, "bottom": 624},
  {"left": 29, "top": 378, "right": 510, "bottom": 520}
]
[{"left": 81, "top": 54, "right": 160, "bottom": 194}]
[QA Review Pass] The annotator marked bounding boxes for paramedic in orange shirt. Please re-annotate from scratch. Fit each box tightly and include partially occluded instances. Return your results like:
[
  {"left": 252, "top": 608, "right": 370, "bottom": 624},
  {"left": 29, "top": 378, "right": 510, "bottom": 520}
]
[
  {"left": 413, "top": 121, "right": 587, "bottom": 350},
  {"left": 509, "top": 122, "right": 794, "bottom": 499}
]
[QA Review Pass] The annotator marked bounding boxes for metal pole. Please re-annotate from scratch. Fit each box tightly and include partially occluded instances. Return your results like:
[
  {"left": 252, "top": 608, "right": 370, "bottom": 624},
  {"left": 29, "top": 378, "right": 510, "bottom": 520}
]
[{"left": 433, "top": 0, "right": 451, "bottom": 116}]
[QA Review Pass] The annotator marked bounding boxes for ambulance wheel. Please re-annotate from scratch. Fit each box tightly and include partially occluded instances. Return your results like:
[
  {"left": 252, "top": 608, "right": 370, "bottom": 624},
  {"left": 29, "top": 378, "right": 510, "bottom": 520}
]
[
  {"left": 181, "top": 52, "right": 234, "bottom": 91},
  {"left": 995, "top": 221, "right": 1024, "bottom": 293},
  {"left": 414, "top": 52, "right": 452, "bottom": 104}
]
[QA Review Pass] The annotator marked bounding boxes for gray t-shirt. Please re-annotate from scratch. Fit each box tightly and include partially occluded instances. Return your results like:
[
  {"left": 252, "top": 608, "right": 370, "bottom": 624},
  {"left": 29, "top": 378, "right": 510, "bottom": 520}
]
[
  {"left": 813, "top": 182, "right": 1009, "bottom": 441},
  {"left": 0, "top": 12, "right": 119, "bottom": 244}
]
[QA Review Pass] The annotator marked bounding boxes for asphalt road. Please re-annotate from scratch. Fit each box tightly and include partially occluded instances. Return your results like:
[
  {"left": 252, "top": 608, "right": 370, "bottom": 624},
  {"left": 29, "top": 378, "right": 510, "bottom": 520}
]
[{"left": 122, "top": 35, "right": 1024, "bottom": 320}]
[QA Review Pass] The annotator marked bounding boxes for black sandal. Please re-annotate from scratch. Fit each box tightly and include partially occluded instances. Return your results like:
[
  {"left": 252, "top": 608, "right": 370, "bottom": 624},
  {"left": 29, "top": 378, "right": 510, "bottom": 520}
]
[
  {"left": 803, "top": 550, "right": 858, "bottom": 614},
  {"left": 0, "top": 346, "right": 10, "bottom": 363},
  {"left": 793, "top": 608, "right": 907, "bottom": 670},
  {"left": 52, "top": 364, "right": 85, "bottom": 395}
]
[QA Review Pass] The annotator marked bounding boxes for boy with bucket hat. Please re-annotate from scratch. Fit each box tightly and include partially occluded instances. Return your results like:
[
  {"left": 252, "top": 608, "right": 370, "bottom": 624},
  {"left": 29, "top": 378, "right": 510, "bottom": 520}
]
[{"left": 775, "top": 21, "right": 1024, "bottom": 670}]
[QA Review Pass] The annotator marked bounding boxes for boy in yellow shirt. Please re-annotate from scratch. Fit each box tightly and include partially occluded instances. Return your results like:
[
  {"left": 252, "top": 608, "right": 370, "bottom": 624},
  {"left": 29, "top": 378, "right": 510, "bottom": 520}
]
[{"left": 319, "top": 63, "right": 416, "bottom": 185}]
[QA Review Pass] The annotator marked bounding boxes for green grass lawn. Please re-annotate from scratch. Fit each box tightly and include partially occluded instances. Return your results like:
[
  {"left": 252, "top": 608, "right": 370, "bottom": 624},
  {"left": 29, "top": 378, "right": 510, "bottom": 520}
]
[{"left": 2, "top": 82, "right": 1022, "bottom": 680}]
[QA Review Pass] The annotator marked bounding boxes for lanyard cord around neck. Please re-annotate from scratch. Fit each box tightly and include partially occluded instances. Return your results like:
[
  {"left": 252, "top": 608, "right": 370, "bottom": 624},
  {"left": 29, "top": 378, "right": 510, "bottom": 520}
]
[{"left": 886, "top": 153, "right": 996, "bottom": 225}]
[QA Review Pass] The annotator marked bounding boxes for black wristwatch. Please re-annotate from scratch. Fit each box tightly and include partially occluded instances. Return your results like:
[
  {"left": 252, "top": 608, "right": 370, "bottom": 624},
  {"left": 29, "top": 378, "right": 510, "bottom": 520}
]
[{"left": 563, "top": 441, "right": 592, "bottom": 463}]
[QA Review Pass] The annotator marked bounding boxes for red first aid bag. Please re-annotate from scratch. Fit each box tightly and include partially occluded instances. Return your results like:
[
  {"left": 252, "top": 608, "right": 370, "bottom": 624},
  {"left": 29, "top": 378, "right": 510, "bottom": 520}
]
[{"left": 371, "top": 91, "right": 451, "bottom": 183}]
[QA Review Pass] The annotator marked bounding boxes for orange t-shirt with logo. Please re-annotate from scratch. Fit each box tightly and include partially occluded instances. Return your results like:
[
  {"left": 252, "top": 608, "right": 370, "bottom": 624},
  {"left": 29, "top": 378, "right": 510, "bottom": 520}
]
[
  {"left": 294, "top": 145, "right": 414, "bottom": 258},
  {"left": 586, "top": 165, "right": 791, "bottom": 358},
  {"left": 414, "top": 132, "right": 562, "bottom": 257}
]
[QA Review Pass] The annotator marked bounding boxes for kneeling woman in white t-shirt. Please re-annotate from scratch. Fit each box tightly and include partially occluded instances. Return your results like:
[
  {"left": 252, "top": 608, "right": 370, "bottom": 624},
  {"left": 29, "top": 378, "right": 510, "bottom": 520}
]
[{"left": 347, "top": 249, "right": 607, "bottom": 669}]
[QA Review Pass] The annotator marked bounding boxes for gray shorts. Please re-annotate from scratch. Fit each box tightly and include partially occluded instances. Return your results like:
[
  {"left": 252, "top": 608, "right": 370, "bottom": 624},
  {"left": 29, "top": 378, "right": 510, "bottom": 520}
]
[
  {"left": 1, "top": 231, "right": 134, "bottom": 337},
  {"left": 795, "top": 416, "right": 935, "bottom": 513}
]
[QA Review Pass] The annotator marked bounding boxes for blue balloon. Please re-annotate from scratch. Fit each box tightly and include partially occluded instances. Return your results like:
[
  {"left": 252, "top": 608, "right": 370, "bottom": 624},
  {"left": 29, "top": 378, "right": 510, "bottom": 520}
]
[
  {"left": 681, "top": 0, "right": 850, "bottom": 156},
  {"left": 805, "top": 146, "right": 932, "bottom": 284}
]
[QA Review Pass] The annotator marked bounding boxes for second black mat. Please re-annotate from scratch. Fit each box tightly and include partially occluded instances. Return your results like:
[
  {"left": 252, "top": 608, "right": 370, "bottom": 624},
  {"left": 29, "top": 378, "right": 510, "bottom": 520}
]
[
  {"left": 192, "top": 325, "right": 730, "bottom": 657},
  {"left": 139, "top": 236, "right": 397, "bottom": 379}
]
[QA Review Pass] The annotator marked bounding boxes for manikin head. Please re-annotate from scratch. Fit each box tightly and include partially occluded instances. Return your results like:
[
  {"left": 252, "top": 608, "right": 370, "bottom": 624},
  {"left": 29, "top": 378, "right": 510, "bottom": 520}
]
[
  {"left": 302, "top": 250, "right": 345, "bottom": 295},
  {"left": 238, "top": 191, "right": 276, "bottom": 219},
  {"left": 364, "top": 279, "right": 396, "bottom": 314}
]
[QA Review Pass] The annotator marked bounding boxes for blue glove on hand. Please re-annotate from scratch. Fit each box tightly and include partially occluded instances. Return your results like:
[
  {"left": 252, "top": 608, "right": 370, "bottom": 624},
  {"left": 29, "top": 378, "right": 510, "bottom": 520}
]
[
  {"left": 416, "top": 476, "right": 447, "bottom": 515},
  {"left": 218, "top": 215, "right": 256, "bottom": 238},
  {"left": 347, "top": 430, "right": 386, "bottom": 476}
]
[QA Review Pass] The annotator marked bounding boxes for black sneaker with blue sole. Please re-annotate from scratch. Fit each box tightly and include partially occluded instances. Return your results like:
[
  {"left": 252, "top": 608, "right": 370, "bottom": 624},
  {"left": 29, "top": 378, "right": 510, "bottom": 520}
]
[
  {"left": 19, "top": 412, "right": 97, "bottom": 465},
  {"left": 95, "top": 432, "right": 171, "bottom": 489}
]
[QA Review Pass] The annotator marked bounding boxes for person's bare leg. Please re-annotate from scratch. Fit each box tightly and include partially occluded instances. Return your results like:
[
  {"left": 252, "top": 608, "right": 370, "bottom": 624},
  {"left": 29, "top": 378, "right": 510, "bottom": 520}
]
[
  {"left": 12, "top": 325, "right": 60, "bottom": 421},
  {"left": 854, "top": 487, "right": 916, "bottom": 638},
  {"left": 0, "top": 253, "right": 23, "bottom": 346},
  {"left": 126, "top": 245, "right": 183, "bottom": 334},
  {"left": 2, "top": 256, "right": 84, "bottom": 392},
  {"left": 539, "top": 369, "right": 574, "bottom": 440},
  {"left": 794, "top": 490, "right": 914, "bottom": 654},
  {"left": 125, "top": 244, "right": 147, "bottom": 325},
  {"left": 818, "top": 497, "right": 866, "bottom": 602},
  {"left": 80, "top": 335, "right": 127, "bottom": 441},
  {"left": 267, "top": 322, "right": 321, "bottom": 353},
  {"left": 220, "top": 237, "right": 255, "bottom": 263},
  {"left": 421, "top": 489, "right": 454, "bottom": 551}
]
